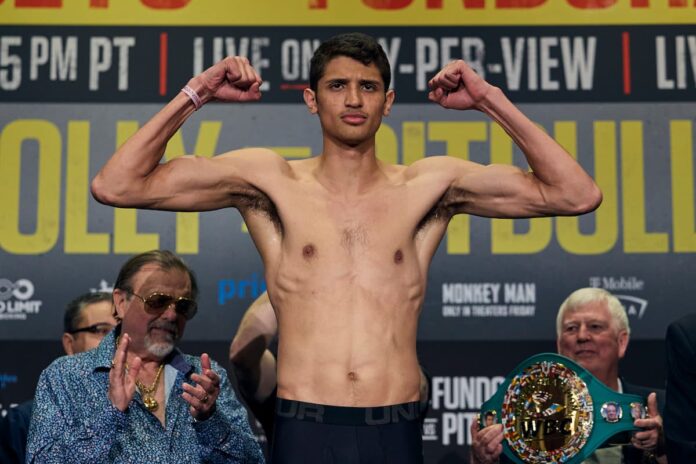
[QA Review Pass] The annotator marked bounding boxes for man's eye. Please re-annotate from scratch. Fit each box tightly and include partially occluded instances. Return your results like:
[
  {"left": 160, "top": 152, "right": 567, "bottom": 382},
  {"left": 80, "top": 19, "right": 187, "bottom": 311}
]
[
  {"left": 329, "top": 83, "right": 344, "bottom": 90},
  {"left": 362, "top": 84, "right": 376, "bottom": 91}
]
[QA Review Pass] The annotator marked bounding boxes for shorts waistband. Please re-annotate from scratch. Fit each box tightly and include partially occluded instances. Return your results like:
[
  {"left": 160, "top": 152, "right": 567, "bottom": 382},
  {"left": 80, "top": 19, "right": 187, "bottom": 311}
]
[{"left": 275, "top": 398, "right": 421, "bottom": 426}]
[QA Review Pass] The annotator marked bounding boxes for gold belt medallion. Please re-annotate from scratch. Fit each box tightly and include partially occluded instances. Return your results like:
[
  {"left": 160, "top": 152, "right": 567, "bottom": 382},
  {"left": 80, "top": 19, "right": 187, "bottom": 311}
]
[{"left": 501, "top": 360, "right": 593, "bottom": 463}]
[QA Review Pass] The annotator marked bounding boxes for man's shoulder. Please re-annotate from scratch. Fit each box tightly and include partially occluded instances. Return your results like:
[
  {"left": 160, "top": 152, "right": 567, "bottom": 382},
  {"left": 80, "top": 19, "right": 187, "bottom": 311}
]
[
  {"left": 218, "top": 147, "right": 288, "bottom": 168},
  {"left": 667, "top": 313, "right": 696, "bottom": 338},
  {"left": 622, "top": 380, "right": 666, "bottom": 411},
  {"left": 41, "top": 350, "right": 100, "bottom": 379},
  {"left": 622, "top": 380, "right": 664, "bottom": 396},
  {"left": 403, "top": 155, "right": 478, "bottom": 181},
  {"left": 5, "top": 400, "right": 33, "bottom": 425}
]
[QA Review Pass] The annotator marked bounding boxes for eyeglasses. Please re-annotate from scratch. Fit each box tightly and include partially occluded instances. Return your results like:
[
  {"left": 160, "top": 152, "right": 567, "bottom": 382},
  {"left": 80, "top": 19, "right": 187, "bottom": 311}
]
[
  {"left": 69, "top": 323, "right": 115, "bottom": 336},
  {"left": 128, "top": 291, "right": 198, "bottom": 320}
]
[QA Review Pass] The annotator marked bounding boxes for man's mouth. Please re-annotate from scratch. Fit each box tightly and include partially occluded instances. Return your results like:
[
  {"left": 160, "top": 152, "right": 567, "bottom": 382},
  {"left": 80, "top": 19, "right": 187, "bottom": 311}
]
[
  {"left": 574, "top": 349, "right": 596, "bottom": 358},
  {"left": 149, "top": 323, "right": 178, "bottom": 340},
  {"left": 341, "top": 113, "right": 367, "bottom": 125}
]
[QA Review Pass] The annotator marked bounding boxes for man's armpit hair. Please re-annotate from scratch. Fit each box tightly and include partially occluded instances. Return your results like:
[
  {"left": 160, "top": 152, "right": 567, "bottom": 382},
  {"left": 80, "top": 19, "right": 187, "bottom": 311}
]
[
  {"left": 232, "top": 188, "right": 283, "bottom": 232},
  {"left": 416, "top": 189, "right": 457, "bottom": 232}
]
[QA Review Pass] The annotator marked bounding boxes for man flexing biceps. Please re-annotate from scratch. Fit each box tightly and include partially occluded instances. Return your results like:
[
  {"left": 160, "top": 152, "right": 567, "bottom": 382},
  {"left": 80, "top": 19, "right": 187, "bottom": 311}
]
[{"left": 92, "top": 33, "right": 601, "bottom": 462}]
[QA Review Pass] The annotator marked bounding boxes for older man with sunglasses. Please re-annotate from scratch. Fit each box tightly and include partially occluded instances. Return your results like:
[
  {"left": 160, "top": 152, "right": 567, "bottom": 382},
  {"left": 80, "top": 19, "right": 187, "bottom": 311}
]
[{"left": 26, "top": 250, "right": 263, "bottom": 463}]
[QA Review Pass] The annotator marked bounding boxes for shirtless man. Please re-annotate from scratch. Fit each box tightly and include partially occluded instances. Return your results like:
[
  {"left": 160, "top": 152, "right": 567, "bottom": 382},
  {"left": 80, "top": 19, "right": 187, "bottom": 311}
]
[{"left": 92, "top": 32, "right": 601, "bottom": 462}]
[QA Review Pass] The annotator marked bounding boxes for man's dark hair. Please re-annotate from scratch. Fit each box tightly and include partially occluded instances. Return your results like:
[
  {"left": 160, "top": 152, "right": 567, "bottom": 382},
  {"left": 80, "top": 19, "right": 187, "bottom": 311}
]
[
  {"left": 114, "top": 250, "right": 199, "bottom": 306},
  {"left": 309, "top": 32, "right": 391, "bottom": 92},
  {"left": 63, "top": 291, "right": 112, "bottom": 333}
]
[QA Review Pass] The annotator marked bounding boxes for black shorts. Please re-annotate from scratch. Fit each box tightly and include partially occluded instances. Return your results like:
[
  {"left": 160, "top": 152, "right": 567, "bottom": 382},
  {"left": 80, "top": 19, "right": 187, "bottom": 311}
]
[{"left": 271, "top": 398, "right": 424, "bottom": 464}]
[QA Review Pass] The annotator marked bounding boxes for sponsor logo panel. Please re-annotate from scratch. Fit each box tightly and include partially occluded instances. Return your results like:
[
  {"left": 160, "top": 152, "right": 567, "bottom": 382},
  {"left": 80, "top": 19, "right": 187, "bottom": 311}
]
[
  {"left": 441, "top": 282, "right": 536, "bottom": 319},
  {"left": 0, "top": 278, "right": 42, "bottom": 321},
  {"left": 218, "top": 272, "right": 266, "bottom": 304},
  {"left": 588, "top": 275, "right": 649, "bottom": 319},
  {"left": 423, "top": 375, "right": 505, "bottom": 446}
]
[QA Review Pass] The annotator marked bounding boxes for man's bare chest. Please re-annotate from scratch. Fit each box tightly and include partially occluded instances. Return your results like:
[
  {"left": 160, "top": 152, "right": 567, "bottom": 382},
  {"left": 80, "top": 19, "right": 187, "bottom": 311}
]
[
  {"left": 273, "top": 182, "right": 437, "bottom": 232},
  {"left": 244, "top": 174, "right": 451, "bottom": 268}
]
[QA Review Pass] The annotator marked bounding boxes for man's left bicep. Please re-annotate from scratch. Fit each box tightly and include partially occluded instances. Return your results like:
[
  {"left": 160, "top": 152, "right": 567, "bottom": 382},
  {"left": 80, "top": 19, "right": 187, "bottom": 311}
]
[{"left": 449, "top": 163, "right": 547, "bottom": 218}]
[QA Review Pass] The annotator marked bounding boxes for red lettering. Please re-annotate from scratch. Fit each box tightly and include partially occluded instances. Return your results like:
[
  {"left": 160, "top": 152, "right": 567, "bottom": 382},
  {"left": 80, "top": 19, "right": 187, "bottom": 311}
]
[
  {"left": 91, "top": 0, "right": 108, "bottom": 7},
  {"left": 567, "top": 0, "right": 617, "bottom": 8},
  {"left": 141, "top": 0, "right": 190, "bottom": 8},
  {"left": 362, "top": 0, "right": 413, "bottom": 8},
  {"left": 497, "top": 0, "right": 546, "bottom": 7},
  {"left": 308, "top": 0, "right": 693, "bottom": 11},
  {"left": 426, "top": 0, "right": 484, "bottom": 7},
  {"left": 15, "top": 0, "right": 61, "bottom": 6},
  {"left": 628, "top": 0, "right": 690, "bottom": 6}
]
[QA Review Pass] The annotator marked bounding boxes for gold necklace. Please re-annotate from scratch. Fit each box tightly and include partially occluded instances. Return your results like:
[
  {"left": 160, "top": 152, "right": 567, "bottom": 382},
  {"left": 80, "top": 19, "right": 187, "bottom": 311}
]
[
  {"left": 114, "top": 335, "right": 165, "bottom": 412},
  {"left": 136, "top": 363, "right": 164, "bottom": 412}
]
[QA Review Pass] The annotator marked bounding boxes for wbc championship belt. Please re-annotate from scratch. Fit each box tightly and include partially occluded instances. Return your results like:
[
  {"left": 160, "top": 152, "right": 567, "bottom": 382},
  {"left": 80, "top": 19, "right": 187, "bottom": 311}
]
[{"left": 479, "top": 353, "right": 646, "bottom": 464}]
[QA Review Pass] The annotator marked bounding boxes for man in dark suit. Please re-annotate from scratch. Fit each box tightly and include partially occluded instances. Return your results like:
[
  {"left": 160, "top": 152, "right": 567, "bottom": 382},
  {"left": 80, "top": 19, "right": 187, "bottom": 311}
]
[
  {"left": 471, "top": 288, "right": 668, "bottom": 464},
  {"left": 664, "top": 314, "right": 696, "bottom": 463}
]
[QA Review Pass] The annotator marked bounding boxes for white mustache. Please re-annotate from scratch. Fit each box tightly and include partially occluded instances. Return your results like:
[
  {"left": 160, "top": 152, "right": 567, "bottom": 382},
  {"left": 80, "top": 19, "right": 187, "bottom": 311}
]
[{"left": 148, "top": 321, "right": 179, "bottom": 339}]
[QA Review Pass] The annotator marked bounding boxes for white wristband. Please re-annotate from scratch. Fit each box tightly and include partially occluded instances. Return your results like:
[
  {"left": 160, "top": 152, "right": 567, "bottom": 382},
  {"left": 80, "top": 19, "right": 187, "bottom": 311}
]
[{"left": 181, "top": 85, "right": 202, "bottom": 110}]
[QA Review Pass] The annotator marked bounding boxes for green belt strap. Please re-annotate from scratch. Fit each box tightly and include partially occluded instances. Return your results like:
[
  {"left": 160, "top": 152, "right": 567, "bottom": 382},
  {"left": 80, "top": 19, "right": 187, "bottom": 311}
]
[{"left": 479, "top": 353, "right": 645, "bottom": 464}]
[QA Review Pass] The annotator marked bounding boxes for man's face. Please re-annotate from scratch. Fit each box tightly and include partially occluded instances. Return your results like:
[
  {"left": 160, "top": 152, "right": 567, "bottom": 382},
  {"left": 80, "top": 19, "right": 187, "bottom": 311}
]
[
  {"left": 557, "top": 300, "right": 628, "bottom": 381},
  {"left": 63, "top": 301, "right": 117, "bottom": 355},
  {"left": 115, "top": 264, "right": 191, "bottom": 360},
  {"left": 605, "top": 404, "right": 618, "bottom": 421},
  {"left": 304, "top": 56, "right": 394, "bottom": 147},
  {"left": 485, "top": 415, "right": 495, "bottom": 426}
]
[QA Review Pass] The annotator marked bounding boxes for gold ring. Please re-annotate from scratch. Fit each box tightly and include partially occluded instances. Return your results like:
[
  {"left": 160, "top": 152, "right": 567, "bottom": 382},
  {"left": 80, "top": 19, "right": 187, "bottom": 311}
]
[{"left": 202, "top": 394, "right": 209, "bottom": 403}]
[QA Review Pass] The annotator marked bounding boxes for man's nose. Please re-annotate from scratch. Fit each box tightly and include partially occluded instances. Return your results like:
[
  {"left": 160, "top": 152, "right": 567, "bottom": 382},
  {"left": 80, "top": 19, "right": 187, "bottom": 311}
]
[
  {"left": 577, "top": 325, "right": 591, "bottom": 341},
  {"left": 345, "top": 85, "right": 362, "bottom": 107},
  {"left": 161, "top": 303, "right": 178, "bottom": 320}
]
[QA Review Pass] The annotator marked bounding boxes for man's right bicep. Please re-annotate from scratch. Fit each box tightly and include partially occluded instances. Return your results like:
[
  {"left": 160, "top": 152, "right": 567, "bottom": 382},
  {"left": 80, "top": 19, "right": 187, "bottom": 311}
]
[{"left": 122, "top": 148, "right": 283, "bottom": 212}]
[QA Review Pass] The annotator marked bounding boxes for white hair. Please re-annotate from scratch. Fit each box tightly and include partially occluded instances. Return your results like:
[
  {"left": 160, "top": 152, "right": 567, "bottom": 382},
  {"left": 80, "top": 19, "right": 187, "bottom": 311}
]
[{"left": 556, "top": 287, "right": 630, "bottom": 338}]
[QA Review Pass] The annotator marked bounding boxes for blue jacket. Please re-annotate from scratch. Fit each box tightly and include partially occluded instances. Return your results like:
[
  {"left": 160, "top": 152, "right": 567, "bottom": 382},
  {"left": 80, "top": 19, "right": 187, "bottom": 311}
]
[{"left": 26, "top": 327, "right": 264, "bottom": 463}]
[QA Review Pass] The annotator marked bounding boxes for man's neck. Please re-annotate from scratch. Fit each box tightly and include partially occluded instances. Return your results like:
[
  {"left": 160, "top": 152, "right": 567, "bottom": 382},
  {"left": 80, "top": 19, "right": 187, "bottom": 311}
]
[
  {"left": 316, "top": 138, "right": 384, "bottom": 194},
  {"left": 127, "top": 353, "right": 166, "bottom": 387}
]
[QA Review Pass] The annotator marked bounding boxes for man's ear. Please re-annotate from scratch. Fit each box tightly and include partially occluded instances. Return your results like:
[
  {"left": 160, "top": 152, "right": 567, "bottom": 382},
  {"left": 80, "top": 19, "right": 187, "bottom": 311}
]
[
  {"left": 383, "top": 89, "right": 395, "bottom": 116},
  {"left": 112, "top": 288, "right": 128, "bottom": 321},
  {"left": 617, "top": 330, "right": 629, "bottom": 359},
  {"left": 304, "top": 88, "right": 318, "bottom": 114},
  {"left": 62, "top": 333, "right": 75, "bottom": 355}
]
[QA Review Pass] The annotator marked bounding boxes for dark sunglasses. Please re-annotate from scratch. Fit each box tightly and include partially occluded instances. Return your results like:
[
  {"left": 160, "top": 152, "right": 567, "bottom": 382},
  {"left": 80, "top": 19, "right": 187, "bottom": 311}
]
[
  {"left": 128, "top": 291, "right": 198, "bottom": 320},
  {"left": 69, "top": 323, "right": 115, "bottom": 336}
]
